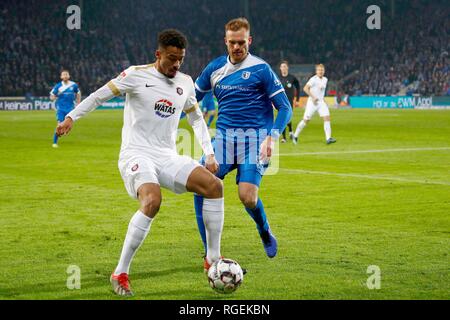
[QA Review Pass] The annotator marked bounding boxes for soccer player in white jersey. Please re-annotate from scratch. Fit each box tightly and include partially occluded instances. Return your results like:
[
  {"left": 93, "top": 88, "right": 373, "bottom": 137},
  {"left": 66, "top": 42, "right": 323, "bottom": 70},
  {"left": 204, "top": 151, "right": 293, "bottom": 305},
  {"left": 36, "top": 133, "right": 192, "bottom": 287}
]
[
  {"left": 293, "top": 64, "right": 336, "bottom": 145},
  {"left": 56, "top": 29, "right": 225, "bottom": 296}
]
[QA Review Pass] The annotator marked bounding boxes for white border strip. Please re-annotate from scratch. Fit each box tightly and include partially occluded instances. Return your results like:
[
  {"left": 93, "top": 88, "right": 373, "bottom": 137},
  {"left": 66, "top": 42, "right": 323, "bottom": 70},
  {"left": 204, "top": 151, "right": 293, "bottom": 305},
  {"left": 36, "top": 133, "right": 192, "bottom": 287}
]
[
  {"left": 279, "top": 147, "right": 450, "bottom": 156},
  {"left": 279, "top": 168, "right": 450, "bottom": 186}
]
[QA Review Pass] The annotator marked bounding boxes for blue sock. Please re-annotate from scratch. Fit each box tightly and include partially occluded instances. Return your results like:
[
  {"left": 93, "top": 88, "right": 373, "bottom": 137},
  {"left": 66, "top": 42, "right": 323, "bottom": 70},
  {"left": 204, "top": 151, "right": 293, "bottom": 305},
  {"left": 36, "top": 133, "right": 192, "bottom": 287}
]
[
  {"left": 194, "top": 194, "right": 207, "bottom": 254},
  {"left": 245, "top": 198, "right": 269, "bottom": 235},
  {"left": 53, "top": 132, "right": 59, "bottom": 144},
  {"left": 207, "top": 114, "right": 215, "bottom": 127}
]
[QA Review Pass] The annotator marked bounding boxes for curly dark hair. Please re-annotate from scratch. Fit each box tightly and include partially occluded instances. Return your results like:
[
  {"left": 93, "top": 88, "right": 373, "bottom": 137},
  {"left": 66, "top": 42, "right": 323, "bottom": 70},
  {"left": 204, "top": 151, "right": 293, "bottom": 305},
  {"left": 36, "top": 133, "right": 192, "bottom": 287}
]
[{"left": 157, "top": 29, "right": 188, "bottom": 49}]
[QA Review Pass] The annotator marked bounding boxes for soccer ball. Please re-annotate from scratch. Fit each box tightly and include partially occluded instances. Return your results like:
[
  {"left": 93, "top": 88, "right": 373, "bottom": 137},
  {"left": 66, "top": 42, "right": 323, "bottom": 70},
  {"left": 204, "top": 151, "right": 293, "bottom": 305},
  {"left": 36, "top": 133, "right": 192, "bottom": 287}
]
[{"left": 207, "top": 258, "right": 244, "bottom": 294}]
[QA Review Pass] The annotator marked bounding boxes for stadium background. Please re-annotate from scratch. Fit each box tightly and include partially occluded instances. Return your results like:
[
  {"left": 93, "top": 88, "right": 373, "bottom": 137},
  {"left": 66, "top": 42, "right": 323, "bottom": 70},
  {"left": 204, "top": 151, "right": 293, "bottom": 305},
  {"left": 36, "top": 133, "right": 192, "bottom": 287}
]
[
  {"left": 0, "top": 0, "right": 449, "bottom": 300},
  {"left": 0, "top": 0, "right": 448, "bottom": 99}
]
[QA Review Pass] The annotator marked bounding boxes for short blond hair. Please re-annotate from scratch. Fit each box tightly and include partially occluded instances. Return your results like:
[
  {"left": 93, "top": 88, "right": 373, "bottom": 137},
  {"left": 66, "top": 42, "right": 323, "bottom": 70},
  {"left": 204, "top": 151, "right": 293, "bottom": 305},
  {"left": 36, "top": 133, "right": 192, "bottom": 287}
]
[
  {"left": 225, "top": 17, "right": 250, "bottom": 33},
  {"left": 316, "top": 64, "right": 325, "bottom": 69}
]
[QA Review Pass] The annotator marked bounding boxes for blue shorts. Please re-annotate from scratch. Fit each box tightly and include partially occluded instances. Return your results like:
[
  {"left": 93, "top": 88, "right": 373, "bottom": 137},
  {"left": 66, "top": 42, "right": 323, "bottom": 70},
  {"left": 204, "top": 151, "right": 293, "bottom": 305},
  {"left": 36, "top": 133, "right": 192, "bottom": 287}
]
[
  {"left": 56, "top": 110, "right": 71, "bottom": 122},
  {"left": 200, "top": 133, "right": 269, "bottom": 187}
]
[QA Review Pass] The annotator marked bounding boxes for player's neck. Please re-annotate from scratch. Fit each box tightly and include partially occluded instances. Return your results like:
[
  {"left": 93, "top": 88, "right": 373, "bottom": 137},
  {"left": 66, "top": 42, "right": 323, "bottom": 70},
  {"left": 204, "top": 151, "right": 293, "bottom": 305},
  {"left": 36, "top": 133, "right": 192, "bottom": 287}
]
[
  {"left": 229, "top": 52, "right": 249, "bottom": 65},
  {"left": 62, "top": 80, "right": 70, "bottom": 84}
]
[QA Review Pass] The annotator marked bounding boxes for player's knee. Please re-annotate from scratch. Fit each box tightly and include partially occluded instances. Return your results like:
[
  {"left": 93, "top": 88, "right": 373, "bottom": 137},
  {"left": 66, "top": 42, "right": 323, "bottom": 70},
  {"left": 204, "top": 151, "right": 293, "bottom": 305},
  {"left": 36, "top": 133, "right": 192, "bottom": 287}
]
[
  {"left": 205, "top": 176, "right": 223, "bottom": 198},
  {"left": 239, "top": 192, "right": 258, "bottom": 209},
  {"left": 140, "top": 194, "right": 161, "bottom": 216}
]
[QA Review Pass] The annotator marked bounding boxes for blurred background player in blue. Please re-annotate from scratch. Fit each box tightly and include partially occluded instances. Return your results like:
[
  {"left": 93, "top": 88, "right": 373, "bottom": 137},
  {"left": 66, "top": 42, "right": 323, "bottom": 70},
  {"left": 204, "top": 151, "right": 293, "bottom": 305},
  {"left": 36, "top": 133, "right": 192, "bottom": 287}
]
[
  {"left": 201, "top": 91, "right": 217, "bottom": 128},
  {"left": 194, "top": 18, "right": 292, "bottom": 264},
  {"left": 50, "top": 70, "right": 81, "bottom": 148}
]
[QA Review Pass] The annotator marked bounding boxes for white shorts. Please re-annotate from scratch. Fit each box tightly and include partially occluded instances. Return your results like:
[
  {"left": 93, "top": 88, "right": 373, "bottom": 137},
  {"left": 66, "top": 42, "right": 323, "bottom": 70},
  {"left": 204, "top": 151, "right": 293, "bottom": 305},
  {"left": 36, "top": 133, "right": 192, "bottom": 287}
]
[
  {"left": 118, "top": 151, "right": 201, "bottom": 199},
  {"left": 304, "top": 100, "right": 330, "bottom": 120}
]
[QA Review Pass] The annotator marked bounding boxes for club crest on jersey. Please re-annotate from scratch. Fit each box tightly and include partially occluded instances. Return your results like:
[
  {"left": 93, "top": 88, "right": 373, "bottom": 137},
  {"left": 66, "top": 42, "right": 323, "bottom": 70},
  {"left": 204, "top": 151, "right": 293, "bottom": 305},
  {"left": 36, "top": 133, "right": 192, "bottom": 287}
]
[
  {"left": 176, "top": 87, "right": 183, "bottom": 95},
  {"left": 131, "top": 164, "right": 139, "bottom": 172},
  {"left": 242, "top": 71, "right": 251, "bottom": 80},
  {"left": 154, "top": 99, "right": 176, "bottom": 118}
]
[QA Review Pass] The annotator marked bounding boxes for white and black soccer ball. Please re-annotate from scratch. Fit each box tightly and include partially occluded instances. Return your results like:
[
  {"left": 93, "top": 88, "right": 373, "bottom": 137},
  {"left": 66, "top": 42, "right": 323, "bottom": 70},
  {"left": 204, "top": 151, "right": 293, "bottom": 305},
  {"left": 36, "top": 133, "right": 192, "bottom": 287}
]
[{"left": 207, "top": 258, "right": 244, "bottom": 294}]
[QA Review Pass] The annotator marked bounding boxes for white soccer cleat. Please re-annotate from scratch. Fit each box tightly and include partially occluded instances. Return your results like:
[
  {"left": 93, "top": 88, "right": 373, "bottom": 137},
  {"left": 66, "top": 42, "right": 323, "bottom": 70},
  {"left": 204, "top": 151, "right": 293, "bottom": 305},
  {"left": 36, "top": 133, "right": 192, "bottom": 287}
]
[{"left": 52, "top": 144, "right": 59, "bottom": 148}]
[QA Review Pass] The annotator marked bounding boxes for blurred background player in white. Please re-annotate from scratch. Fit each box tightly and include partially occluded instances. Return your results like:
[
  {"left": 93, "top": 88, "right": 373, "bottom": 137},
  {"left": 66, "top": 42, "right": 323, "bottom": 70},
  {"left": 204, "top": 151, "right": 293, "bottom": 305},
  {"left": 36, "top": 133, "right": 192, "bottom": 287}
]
[
  {"left": 278, "top": 61, "right": 300, "bottom": 143},
  {"left": 56, "top": 29, "right": 225, "bottom": 297},
  {"left": 293, "top": 64, "right": 336, "bottom": 145},
  {"left": 49, "top": 70, "right": 80, "bottom": 148}
]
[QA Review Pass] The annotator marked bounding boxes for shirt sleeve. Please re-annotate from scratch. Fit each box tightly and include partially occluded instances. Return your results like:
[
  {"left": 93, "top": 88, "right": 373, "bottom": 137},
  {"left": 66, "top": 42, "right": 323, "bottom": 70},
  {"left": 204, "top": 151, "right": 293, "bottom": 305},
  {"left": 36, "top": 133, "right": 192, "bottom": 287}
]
[
  {"left": 183, "top": 77, "right": 198, "bottom": 113},
  {"left": 50, "top": 84, "right": 58, "bottom": 96},
  {"left": 108, "top": 67, "right": 140, "bottom": 96},
  {"left": 306, "top": 77, "right": 314, "bottom": 88},
  {"left": 293, "top": 77, "right": 300, "bottom": 98},
  {"left": 262, "top": 64, "right": 285, "bottom": 99},
  {"left": 73, "top": 83, "right": 80, "bottom": 94},
  {"left": 195, "top": 62, "right": 215, "bottom": 102},
  {"left": 195, "top": 62, "right": 213, "bottom": 93}
]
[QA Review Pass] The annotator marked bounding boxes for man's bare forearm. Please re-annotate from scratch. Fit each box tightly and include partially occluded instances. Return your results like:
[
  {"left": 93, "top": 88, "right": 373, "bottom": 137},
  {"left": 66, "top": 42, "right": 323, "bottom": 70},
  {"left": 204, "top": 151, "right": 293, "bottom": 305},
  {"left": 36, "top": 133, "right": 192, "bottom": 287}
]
[
  {"left": 304, "top": 85, "right": 316, "bottom": 101},
  {"left": 67, "top": 85, "right": 115, "bottom": 121}
]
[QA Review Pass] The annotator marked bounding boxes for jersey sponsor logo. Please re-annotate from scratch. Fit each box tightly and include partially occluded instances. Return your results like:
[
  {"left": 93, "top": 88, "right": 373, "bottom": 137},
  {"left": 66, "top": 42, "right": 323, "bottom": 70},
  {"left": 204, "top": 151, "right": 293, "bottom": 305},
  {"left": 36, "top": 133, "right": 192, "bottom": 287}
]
[
  {"left": 145, "top": 84, "right": 156, "bottom": 87},
  {"left": 274, "top": 79, "right": 282, "bottom": 86},
  {"left": 176, "top": 87, "right": 183, "bottom": 95},
  {"left": 131, "top": 164, "right": 139, "bottom": 172},
  {"left": 154, "top": 99, "right": 176, "bottom": 118},
  {"left": 242, "top": 71, "right": 251, "bottom": 80},
  {"left": 216, "top": 84, "right": 256, "bottom": 92}
]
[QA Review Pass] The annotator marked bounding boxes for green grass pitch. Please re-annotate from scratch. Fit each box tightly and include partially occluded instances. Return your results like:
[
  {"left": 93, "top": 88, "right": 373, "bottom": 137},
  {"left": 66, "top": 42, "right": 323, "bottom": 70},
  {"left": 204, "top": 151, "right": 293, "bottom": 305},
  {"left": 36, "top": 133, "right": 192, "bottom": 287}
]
[{"left": 0, "top": 108, "right": 449, "bottom": 300}]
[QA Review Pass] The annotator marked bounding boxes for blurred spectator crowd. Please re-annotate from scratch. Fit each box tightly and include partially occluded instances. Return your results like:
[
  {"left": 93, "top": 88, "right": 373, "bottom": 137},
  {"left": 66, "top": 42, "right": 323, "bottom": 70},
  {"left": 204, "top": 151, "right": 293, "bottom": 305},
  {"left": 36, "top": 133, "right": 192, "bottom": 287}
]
[{"left": 0, "top": 0, "right": 448, "bottom": 96}]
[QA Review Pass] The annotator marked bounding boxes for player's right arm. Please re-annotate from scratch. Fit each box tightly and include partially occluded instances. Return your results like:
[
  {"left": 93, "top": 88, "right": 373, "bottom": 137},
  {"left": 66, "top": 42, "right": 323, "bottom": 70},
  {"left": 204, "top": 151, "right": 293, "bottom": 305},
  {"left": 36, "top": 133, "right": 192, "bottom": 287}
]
[
  {"left": 56, "top": 68, "right": 137, "bottom": 137},
  {"left": 49, "top": 85, "right": 58, "bottom": 101},
  {"left": 185, "top": 78, "right": 218, "bottom": 174},
  {"left": 304, "top": 78, "right": 318, "bottom": 104},
  {"left": 194, "top": 61, "right": 215, "bottom": 102}
]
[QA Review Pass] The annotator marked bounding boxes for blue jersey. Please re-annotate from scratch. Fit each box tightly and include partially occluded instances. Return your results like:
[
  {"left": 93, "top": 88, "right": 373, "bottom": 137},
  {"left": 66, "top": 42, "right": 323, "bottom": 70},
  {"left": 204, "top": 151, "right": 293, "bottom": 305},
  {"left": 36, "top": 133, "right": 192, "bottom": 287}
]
[
  {"left": 50, "top": 81, "right": 80, "bottom": 112},
  {"left": 195, "top": 53, "right": 286, "bottom": 134}
]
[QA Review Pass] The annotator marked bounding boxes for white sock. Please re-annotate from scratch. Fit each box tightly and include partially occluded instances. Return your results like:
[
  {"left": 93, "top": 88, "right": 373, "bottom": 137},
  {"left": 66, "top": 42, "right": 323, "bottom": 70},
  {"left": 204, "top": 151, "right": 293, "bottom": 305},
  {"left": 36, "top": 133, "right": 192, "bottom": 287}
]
[
  {"left": 294, "top": 120, "right": 307, "bottom": 138},
  {"left": 203, "top": 198, "right": 224, "bottom": 263},
  {"left": 114, "top": 210, "right": 153, "bottom": 275},
  {"left": 324, "top": 121, "right": 332, "bottom": 140}
]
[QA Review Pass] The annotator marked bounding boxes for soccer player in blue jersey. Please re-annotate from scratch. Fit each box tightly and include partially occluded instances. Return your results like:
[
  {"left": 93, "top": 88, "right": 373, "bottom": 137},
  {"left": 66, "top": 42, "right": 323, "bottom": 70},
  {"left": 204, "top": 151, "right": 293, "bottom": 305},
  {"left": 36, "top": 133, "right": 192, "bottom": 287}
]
[
  {"left": 201, "top": 91, "right": 216, "bottom": 128},
  {"left": 194, "top": 18, "right": 292, "bottom": 267},
  {"left": 50, "top": 70, "right": 81, "bottom": 148}
]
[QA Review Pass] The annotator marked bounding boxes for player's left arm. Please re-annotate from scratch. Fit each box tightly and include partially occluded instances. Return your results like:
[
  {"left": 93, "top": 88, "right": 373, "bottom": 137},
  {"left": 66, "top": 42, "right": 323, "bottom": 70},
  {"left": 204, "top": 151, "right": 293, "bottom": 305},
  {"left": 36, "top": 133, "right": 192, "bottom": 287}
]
[
  {"left": 185, "top": 80, "right": 218, "bottom": 174},
  {"left": 49, "top": 85, "right": 58, "bottom": 101},
  {"left": 74, "top": 84, "right": 81, "bottom": 105},
  {"left": 259, "top": 65, "right": 293, "bottom": 161},
  {"left": 293, "top": 77, "right": 301, "bottom": 107}
]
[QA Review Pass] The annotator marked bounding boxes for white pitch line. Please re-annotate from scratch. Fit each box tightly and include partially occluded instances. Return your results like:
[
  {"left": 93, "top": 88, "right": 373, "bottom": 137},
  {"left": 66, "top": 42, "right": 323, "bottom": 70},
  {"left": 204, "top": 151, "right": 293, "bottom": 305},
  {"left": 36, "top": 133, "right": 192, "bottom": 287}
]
[
  {"left": 279, "top": 147, "right": 450, "bottom": 156},
  {"left": 279, "top": 168, "right": 450, "bottom": 186}
]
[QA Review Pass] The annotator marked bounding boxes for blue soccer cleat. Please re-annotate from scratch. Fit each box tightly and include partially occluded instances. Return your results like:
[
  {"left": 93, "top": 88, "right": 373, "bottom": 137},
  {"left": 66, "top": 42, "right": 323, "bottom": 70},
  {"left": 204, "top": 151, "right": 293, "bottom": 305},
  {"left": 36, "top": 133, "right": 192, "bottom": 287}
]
[{"left": 261, "top": 229, "right": 278, "bottom": 258}]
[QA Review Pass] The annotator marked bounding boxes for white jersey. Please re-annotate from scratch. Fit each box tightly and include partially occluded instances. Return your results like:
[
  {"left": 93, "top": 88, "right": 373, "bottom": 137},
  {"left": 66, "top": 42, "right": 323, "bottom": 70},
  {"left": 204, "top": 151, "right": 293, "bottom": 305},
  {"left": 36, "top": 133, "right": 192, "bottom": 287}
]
[
  {"left": 107, "top": 64, "right": 197, "bottom": 159},
  {"left": 306, "top": 75, "right": 328, "bottom": 101}
]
